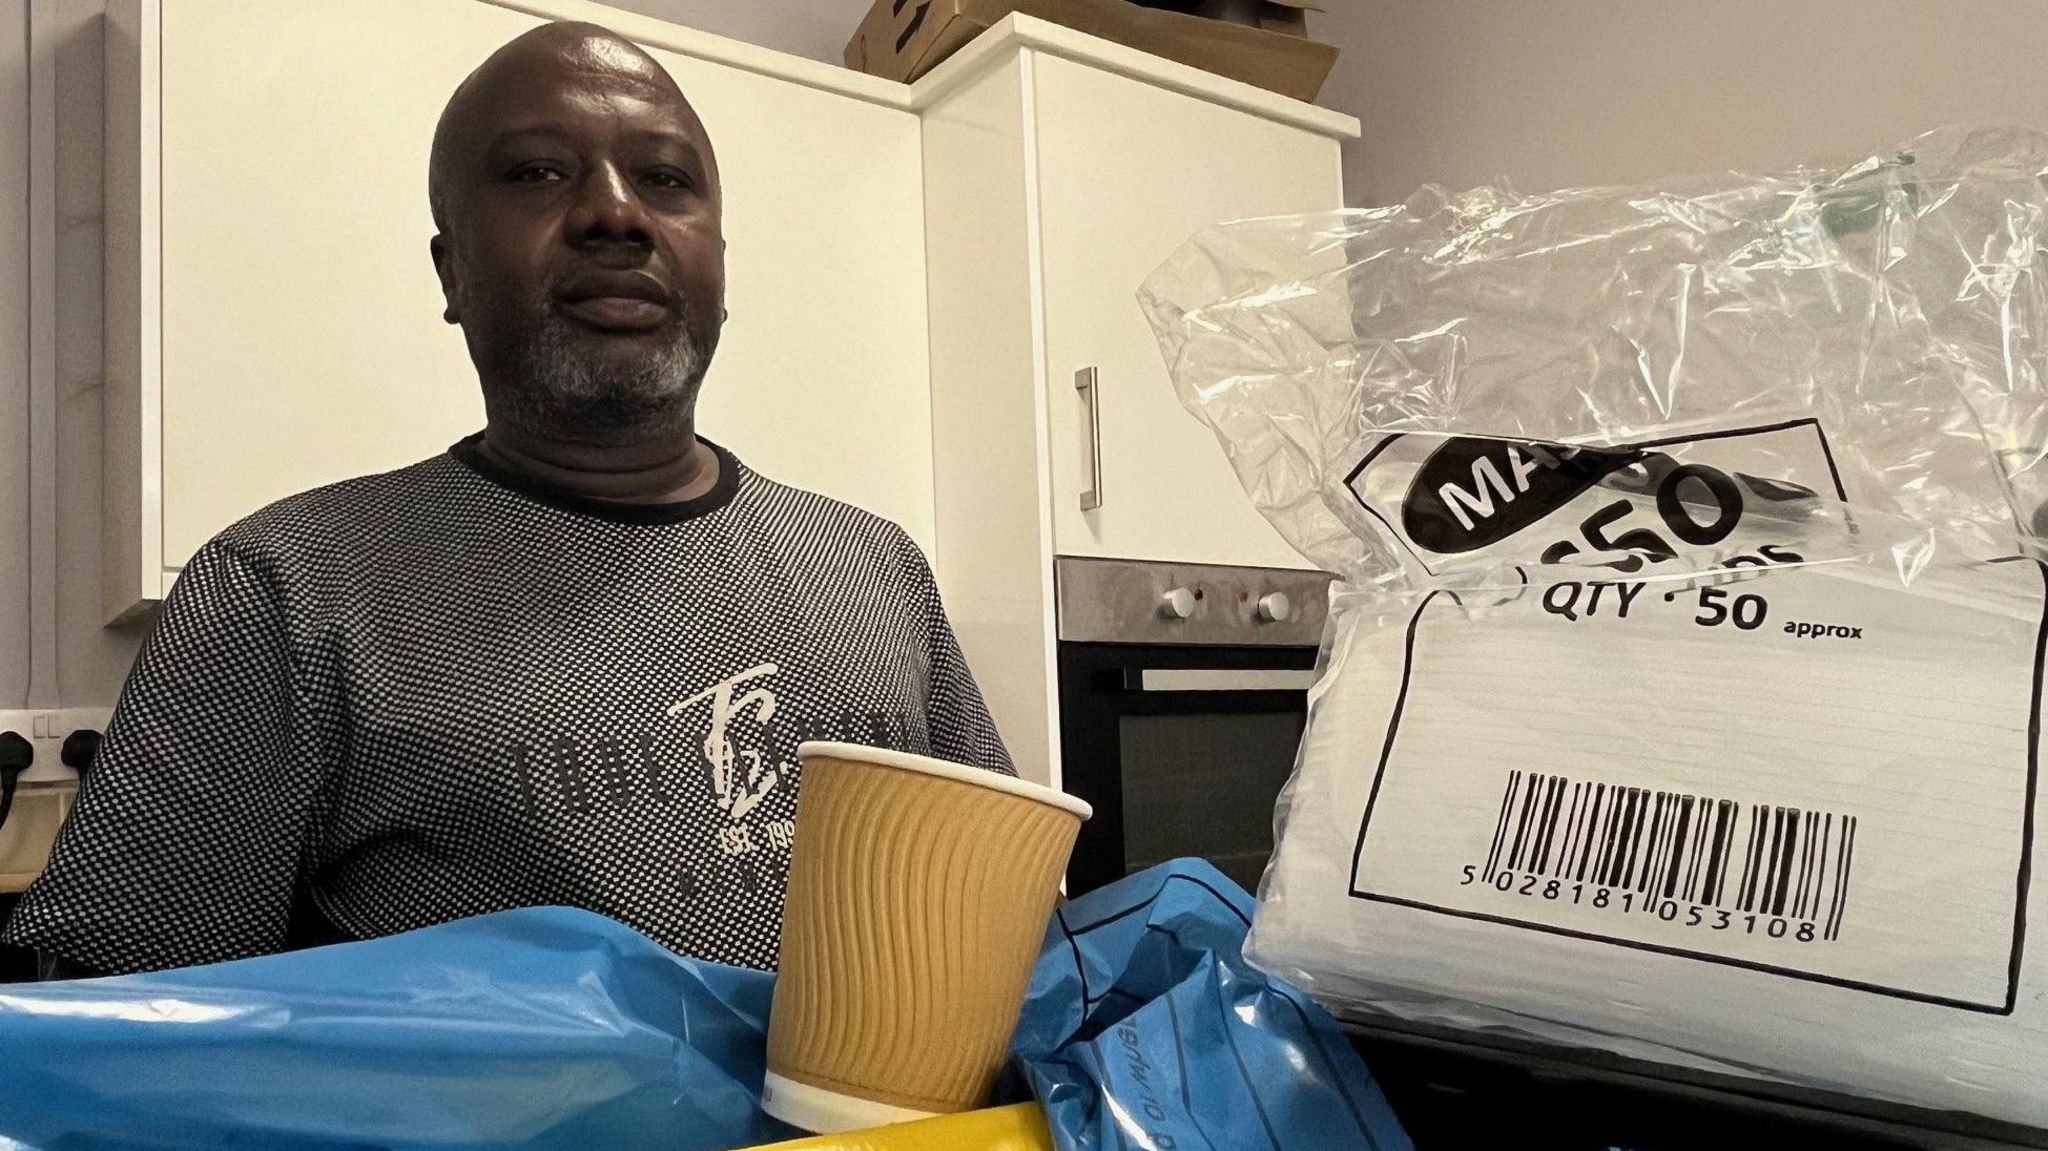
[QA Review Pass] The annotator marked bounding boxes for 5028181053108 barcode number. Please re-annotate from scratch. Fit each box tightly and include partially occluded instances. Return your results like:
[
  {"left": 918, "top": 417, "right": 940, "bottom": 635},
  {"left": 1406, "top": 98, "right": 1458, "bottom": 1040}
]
[{"left": 1457, "top": 769, "right": 1859, "bottom": 944}]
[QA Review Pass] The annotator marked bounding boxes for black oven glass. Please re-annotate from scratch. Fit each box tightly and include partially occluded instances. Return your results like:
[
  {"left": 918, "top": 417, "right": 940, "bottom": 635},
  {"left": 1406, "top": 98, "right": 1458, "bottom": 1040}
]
[
  {"left": 1060, "top": 642, "right": 1315, "bottom": 896},
  {"left": 1118, "top": 710, "right": 1305, "bottom": 893}
]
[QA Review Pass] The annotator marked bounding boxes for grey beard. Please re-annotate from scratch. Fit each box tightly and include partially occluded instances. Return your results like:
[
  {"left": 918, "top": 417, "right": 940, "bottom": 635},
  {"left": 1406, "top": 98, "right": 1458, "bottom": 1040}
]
[{"left": 491, "top": 314, "right": 710, "bottom": 447}]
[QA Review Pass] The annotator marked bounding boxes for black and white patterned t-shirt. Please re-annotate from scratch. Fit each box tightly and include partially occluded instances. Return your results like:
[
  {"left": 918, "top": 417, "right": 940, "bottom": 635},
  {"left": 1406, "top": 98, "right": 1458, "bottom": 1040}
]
[{"left": 2, "top": 436, "right": 1012, "bottom": 973}]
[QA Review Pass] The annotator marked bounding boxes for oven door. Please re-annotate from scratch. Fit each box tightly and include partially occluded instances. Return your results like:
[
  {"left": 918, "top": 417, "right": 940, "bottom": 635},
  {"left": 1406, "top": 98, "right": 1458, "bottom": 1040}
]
[{"left": 1060, "top": 642, "right": 1317, "bottom": 895}]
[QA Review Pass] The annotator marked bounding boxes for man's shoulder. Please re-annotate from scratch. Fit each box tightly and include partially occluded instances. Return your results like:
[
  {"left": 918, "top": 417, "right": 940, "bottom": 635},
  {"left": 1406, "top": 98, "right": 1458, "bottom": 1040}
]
[
  {"left": 207, "top": 453, "right": 463, "bottom": 559},
  {"left": 734, "top": 465, "right": 923, "bottom": 561}
]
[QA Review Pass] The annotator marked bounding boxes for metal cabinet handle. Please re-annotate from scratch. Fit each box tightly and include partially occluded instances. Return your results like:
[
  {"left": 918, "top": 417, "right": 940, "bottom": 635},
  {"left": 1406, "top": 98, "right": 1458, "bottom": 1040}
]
[{"left": 1076, "top": 367, "right": 1102, "bottom": 511}]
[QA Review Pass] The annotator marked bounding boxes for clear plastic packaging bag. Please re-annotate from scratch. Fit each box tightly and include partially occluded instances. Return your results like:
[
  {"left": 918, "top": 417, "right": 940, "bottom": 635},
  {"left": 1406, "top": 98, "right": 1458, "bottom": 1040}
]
[{"left": 1139, "top": 125, "right": 2048, "bottom": 1129}]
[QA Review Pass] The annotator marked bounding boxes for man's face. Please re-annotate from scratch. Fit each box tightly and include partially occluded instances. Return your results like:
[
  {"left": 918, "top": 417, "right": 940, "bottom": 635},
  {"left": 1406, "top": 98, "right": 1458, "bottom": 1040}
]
[{"left": 432, "top": 36, "right": 725, "bottom": 445}]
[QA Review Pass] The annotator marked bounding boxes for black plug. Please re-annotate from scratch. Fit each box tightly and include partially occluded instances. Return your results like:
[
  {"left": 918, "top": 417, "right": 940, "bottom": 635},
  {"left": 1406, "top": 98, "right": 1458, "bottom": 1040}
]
[
  {"left": 60, "top": 729, "right": 101, "bottom": 776},
  {"left": 0, "top": 731, "right": 33, "bottom": 834}
]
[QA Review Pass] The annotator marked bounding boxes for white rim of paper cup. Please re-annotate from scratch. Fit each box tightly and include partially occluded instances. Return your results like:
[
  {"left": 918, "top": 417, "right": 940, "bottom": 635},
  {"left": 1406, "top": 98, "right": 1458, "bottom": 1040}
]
[
  {"left": 797, "top": 741, "right": 1093, "bottom": 821},
  {"left": 761, "top": 1070, "right": 939, "bottom": 1134}
]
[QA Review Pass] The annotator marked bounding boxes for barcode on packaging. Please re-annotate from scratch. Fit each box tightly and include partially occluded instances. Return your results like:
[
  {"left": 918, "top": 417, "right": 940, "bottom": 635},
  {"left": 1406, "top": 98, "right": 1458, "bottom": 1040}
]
[{"left": 1480, "top": 770, "right": 1856, "bottom": 942}]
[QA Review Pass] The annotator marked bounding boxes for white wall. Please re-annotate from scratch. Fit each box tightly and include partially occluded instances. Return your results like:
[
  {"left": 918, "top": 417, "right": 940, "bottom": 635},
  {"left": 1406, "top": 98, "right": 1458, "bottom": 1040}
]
[
  {"left": 592, "top": 1, "right": 2048, "bottom": 210},
  {"left": 601, "top": 0, "right": 868, "bottom": 64},
  {"left": 3, "top": 1, "right": 127, "bottom": 717},
  {"left": 45, "top": 1, "right": 143, "bottom": 709},
  {"left": 1, "top": 2, "right": 32, "bottom": 710},
  {"left": 4, "top": 1, "right": 145, "bottom": 715},
  {"left": 1315, "top": 0, "right": 2048, "bottom": 208}
]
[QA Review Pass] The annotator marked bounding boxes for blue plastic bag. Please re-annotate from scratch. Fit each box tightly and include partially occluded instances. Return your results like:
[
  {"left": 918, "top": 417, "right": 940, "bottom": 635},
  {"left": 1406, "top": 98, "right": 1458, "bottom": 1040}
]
[
  {"left": 0, "top": 862, "right": 1408, "bottom": 1150},
  {"left": 1014, "top": 860, "right": 1413, "bottom": 1151},
  {"left": 0, "top": 906, "right": 801, "bottom": 1150}
]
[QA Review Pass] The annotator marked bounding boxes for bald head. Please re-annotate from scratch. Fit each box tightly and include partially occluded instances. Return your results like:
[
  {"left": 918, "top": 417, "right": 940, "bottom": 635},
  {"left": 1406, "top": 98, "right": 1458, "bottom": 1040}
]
[
  {"left": 429, "top": 22, "right": 715, "bottom": 233},
  {"left": 426, "top": 20, "right": 727, "bottom": 447}
]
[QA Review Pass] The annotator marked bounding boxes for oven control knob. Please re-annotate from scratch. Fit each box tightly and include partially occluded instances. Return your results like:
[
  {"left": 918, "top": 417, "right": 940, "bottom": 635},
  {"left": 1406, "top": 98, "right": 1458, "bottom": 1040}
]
[
  {"left": 1159, "top": 587, "right": 1197, "bottom": 620},
  {"left": 1256, "top": 592, "right": 1292, "bottom": 623}
]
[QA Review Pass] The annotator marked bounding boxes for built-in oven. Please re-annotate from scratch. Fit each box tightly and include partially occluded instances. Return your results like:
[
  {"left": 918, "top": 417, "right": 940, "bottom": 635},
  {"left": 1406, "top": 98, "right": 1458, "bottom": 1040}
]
[{"left": 1054, "top": 557, "right": 1332, "bottom": 897}]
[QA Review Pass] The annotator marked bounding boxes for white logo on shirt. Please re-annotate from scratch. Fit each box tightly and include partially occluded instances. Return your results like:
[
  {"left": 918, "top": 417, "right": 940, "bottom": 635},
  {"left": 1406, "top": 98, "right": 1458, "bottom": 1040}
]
[{"left": 670, "top": 662, "right": 785, "bottom": 821}]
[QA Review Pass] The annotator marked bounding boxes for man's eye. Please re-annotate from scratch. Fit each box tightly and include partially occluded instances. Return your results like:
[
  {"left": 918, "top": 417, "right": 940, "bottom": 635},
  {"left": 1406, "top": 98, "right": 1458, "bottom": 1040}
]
[
  {"left": 510, "top": 164, "right": 566, "bottom": 183},
  {"left": 644, "top": 170, "right": 692, "bottom": 190}
]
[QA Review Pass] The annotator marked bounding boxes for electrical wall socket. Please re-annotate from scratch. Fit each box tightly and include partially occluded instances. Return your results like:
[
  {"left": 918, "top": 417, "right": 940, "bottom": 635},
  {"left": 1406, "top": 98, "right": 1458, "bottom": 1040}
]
[{"left": 0, "top": 709, "right": 115, "bottom": 784}]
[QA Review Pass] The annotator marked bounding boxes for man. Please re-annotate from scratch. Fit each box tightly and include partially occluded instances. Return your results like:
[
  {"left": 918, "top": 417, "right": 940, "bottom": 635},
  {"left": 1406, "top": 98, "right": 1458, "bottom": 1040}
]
[{"left": 2, "top": 22, "right": 1010, "bottom": 976}]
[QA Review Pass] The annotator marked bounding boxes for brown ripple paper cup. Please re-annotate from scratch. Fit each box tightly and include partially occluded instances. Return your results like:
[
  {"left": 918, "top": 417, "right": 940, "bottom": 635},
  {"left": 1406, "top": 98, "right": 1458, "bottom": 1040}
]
[{"left": 760, "top": 742, "right": 1092, "bottom": 1134}]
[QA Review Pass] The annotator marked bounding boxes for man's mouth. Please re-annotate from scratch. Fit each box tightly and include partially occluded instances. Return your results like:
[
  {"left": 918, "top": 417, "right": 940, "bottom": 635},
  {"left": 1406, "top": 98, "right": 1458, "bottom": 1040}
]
[
  {"left": 554, "top": 271, "right": 676, "bottom": 333},
  {"left": 559, "top": 296, "right": 671, "bottom": 331}
]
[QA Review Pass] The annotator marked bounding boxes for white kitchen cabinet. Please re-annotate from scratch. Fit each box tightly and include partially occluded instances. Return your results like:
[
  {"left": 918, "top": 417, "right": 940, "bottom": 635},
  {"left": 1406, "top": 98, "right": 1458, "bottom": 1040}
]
[
  {"left": 102, "top": 0, "right": 934, "bottom": 622},
  {"left": 1031, "top": 53, "right": 1346, "bottom": 571},
  {"left": 919, "top": 21, "right": 1357, "bottom": 784}
]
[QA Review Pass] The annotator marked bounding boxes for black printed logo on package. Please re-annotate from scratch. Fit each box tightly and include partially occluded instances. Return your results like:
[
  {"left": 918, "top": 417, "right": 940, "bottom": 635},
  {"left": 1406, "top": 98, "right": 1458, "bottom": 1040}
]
[
  {"left": 1400, "top": 438, "right": 1644, "bottom": 553},
  {"left": 1347, "top": 420, "right": 1848, "bottom": 576}
]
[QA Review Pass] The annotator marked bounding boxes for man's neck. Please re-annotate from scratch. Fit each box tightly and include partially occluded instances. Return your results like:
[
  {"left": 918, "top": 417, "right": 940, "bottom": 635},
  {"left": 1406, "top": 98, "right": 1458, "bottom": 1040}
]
[{"left": 477, "top": 421, "right": 721, "bottom": 506}]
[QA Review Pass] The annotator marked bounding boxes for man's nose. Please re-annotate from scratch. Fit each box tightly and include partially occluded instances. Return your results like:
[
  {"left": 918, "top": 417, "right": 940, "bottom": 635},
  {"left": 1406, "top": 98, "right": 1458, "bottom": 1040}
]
[{"left": 566, "top": 163, "right": 653, "bottom": 249}]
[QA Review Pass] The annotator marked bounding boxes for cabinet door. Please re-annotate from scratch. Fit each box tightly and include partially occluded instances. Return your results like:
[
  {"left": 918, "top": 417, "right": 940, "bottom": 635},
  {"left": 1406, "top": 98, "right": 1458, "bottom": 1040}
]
[
  {"left": 1030, "top": 53, "right": 1341, "bottom": 570},
  {"left": 154, "top": 0, "right": 932, "bottom": 582}
]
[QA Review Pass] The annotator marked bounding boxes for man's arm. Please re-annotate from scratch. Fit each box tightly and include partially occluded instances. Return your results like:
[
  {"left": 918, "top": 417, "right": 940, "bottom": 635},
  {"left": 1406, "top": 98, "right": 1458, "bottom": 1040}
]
[
  {"left": 2, "top": 540, "right": 327, "bottom": 975},
  {"left": 897, "top": 537, "right": 1015, "bottom": 775}
]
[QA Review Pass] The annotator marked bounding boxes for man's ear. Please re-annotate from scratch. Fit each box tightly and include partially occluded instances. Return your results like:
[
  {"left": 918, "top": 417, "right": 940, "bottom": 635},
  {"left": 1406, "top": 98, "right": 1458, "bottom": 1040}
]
[{"left": 430, "top": 233, "right": 461, "bottom": 325}]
